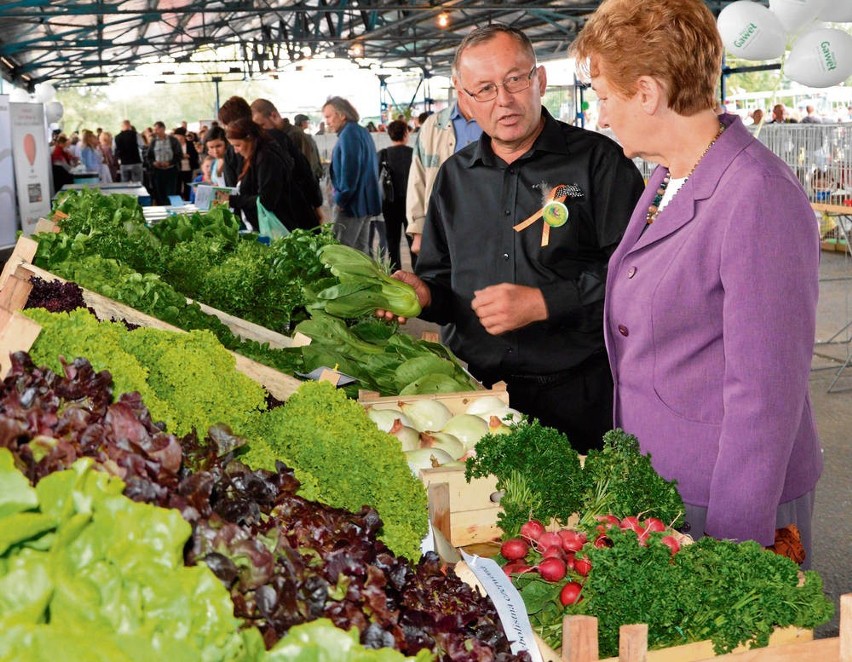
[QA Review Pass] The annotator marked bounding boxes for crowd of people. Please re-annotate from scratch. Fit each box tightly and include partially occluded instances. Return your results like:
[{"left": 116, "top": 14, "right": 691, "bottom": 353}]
[{"left": 43, "top": 2, "right": 828, "bottom": 566}]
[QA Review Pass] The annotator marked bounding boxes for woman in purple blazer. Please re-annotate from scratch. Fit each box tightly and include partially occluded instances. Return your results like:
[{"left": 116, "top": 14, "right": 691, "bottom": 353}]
[{"left": 571, "top": 0, "right": 822, "bottom": 566}]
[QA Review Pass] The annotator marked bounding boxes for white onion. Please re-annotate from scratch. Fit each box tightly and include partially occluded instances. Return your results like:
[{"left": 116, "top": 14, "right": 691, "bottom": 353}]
[
  {"left": 398, "top": 399, "right": 452, "bottom": 432},
  {"left": 464, "top": 395, "right": 509, "bottom": 418},
  {"left": 487, "top": 415, "right": 512, "bottom": 436},
  {"left": 388, "top": 419, "right": 420, "bottom": 452},
  {"left": 367, "top": 407, "right": 411, "bottom": 433},
  {"left": 405, "top": 447, "right": 454, "bottom": 475},
  {"left": 419, "top": 431, "right": 465, "bottom": 460},
  {"left": 440, "top": 414, "right": 488, "bottom": 452}
]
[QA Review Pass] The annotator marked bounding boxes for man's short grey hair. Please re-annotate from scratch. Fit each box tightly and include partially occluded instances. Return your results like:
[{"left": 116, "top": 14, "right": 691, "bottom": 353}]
[
  {"left": 453, "top": 23, "right": 536, "bottom": 76},
  {"left": 323, "top": 96, "right": 360, "bottom": 123}
]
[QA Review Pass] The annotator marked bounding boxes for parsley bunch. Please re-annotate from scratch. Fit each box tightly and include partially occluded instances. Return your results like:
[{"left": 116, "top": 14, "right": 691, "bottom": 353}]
[
  {"left": 465, "top": 419, "right": 584, "bottom": 536},
  {"left": 568, "top": 531, "right": 834, "bottom": 657},
  {"left": 580, "top": 428, "right": 684, "bottom": 527}
]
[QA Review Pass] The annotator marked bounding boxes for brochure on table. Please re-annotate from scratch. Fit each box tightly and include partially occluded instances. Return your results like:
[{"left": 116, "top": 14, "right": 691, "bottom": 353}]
[{"left": 192, "top": 183, "right": 236, "bottom": 211}]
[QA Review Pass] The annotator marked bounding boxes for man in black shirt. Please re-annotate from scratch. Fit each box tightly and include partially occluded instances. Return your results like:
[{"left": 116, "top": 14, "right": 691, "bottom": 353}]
[
  {"left": 383, "top": 24, "right": 644, "bottom": 452},
  {"left": 114, "top": 120, "right": 143, "bottom": 184}
]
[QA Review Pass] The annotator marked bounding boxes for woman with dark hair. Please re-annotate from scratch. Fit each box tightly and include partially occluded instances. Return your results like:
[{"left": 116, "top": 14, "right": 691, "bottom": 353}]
[
  {"left": 225, "top": 117, "right": 295, "bottom": 233},
  {"left": 377, "top": 119, "right": 414, "bottom": 271}
]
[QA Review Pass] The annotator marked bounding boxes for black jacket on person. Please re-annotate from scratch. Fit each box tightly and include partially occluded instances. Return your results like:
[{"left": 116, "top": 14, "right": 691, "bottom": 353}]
[
  {"left": 223, "top": 143, "right": 243, "bottom": 188},
  {"left": 267, "top": 128, "right": 322, "bottom": 228},
  {"left": 114, "top": 129, "right": 142, "bottom": 165},
  {"left": 228, "top": 139, "right": 296, "bottom": 233}
]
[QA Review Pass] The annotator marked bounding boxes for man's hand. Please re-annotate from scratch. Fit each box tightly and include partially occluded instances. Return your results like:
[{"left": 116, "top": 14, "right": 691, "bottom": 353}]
[
  {"left": 471, "top": 284, "right": 548, "bottom": 335},
  {"left": 410, "top": 233, "right": 422, "bottom": 255},
  {"left": 376, "top": 270, "right": 432, "bottom": 323}
]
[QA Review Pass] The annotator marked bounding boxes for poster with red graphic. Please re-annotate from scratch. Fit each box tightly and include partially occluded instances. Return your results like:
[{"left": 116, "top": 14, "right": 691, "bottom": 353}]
[
  {"left": 9, "top": 101, "right": 50, "bottom": 237},
  {"left": 0, "top": 95, "right": 19, "bottom": 247}
]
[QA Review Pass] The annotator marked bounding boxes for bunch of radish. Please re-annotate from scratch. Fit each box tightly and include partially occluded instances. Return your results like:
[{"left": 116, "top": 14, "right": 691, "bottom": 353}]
[{"left": 500, "top": 515, "right": 685, "bottom": 607}]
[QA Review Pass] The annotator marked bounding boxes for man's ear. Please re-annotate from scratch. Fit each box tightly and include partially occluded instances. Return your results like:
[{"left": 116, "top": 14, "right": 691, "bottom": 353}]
[{"left": 635, "top": 76, "right": 663, "bottom": 114}]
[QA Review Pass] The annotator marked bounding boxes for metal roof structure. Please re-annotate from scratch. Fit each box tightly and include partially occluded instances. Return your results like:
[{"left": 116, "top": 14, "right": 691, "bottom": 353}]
[{"left": 0, "top": 1, "right": 738, "bottom": 91}]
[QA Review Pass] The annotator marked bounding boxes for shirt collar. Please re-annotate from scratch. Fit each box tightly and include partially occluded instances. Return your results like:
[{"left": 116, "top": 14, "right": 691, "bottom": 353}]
[{"left": 465, "top": 107, "right": 568, "bottom": 168}]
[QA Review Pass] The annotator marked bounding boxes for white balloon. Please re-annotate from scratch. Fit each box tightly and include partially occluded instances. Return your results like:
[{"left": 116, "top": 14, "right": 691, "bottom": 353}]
[
  {"left": 9, "top": 88, "right": 31, "bottom": 103},
  {"left": 33, "top": 81, "right": 57, "bottom": 103},
  {"left": 784, "top": 27, "right": 852, "bottom": 87},
  {"left": 45, "top": 100, "right": 64, "bottom": 124},
  {"left": 769, "top": 0, "right": 830, "bottom": 35},
  {"left": 818, "top": 4, "right": 852, "bottom": 22},
  {"left": 717, "top": 1, "right": 788, "bottom": 60}
]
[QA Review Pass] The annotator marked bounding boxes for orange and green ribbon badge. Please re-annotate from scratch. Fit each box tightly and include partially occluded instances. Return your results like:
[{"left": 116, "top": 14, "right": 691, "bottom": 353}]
[{"left": 513, "top": 184, "right": 570, "bottom": 247}]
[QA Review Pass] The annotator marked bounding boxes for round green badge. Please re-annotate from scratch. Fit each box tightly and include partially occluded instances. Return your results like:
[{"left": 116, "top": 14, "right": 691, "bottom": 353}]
[{"left": 542, "top": 201, "right": 569, "bottom": 228}]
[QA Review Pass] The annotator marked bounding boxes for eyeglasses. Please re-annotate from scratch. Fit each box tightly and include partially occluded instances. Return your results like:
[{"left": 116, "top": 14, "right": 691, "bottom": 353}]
[{"left": 463, "top": 65, "right": 538, "bottom": 102}]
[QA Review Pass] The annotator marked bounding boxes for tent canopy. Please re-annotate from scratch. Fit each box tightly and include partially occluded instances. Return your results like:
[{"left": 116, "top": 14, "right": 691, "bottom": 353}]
[{"left": 0, "top": 1, "right": 734, "bottom": 90}]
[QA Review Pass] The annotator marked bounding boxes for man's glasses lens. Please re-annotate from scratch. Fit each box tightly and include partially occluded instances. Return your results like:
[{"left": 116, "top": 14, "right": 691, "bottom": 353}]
[{"left": 469, "top": 65, "right": 537, "bottom": 102}]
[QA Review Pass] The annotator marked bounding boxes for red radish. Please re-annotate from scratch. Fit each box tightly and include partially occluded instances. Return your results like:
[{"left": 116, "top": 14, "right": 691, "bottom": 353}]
[
  {"left": 559, "top": 581, "right": 584, "bottom": 606},
  {"left": 520, "top": 519, "right": 546, "bottom": 541},
  {"left": 500, "top": 537, "right": 530, "bottom": 561},
  {"left": 619, "top": 516, "right": 645, "bottom": 534},
  {"left": 660, "top": 535, "right": 681, "bottom": 555},
  {"left": 503, "top": 562, "right": 532, "bottom": 576},
  {"left": 558, "top": 529, "right": 587, "bottom": 553},
  {"left": 594, "top": 534, "right": 613, "bottom": 548},
  {"left": 573, "top": 556, "right": 592, "bottom": 577},
  {"left": 595, "top": 514, "right": 620, "bottom": 534},
  {"left": 537, "top": 557, "right": 567, "bottom": 582},
  {"left": 541, "top": 545, "right": 566, "bottom": 561},
  {"left": 537, "top": 531, "right": 563, "bottom": 550},
  {"left": 643, "top": 517, "right": 667, "bottom": 533},
  {"left": 565, "top": 552, "right": 576, "bottom": 571}
]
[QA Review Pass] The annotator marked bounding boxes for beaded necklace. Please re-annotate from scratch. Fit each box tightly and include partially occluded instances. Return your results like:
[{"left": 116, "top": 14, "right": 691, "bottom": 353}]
[{"left": 645, "top": 122, "right": 725, "bottom": 225}]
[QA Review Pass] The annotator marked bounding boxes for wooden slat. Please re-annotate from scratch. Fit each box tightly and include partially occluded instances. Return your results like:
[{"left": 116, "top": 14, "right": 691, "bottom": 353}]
[
  {"left": 691, "top": 638, "right": 837, "bottom": 662},
  {"left": 563, "top": 615, "right": 599, "bottom": 662},
  {"left": 359, "top": 384, "right": 509, "bottom": 415},
  {"left": 427, "top": 482, "right": 451, "bottom": 542},
  {"left": 0, "top": 236, "right": 38, "bottom": 289},
  {"left": 812, "top": 202, "right": 852, "bottom": 215},
  {"left": 0, "top": 271, "right": 34, "bottom": 312},
  {"left": 193, "top": 299, "right": 293, "bottom": 348},
  {"left": 0, "top": 309, "right": 42, "bottom": 378},
  {"left": 841, "top": 593, "right": 851, "bottom": 662},
  {"left": 619, "top": 624, "right": 648, "bottom": 662}
]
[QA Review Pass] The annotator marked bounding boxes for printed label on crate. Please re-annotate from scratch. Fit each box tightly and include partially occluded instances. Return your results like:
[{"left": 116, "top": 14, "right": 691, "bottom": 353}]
[{"left": 460, "top": 550, "right": 543, "bottom": 662}]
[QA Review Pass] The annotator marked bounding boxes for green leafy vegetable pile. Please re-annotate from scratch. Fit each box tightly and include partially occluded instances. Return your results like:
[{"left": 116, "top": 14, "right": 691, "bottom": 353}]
[
  {"left": 465, "top": 423, "right": 683, "bottom": 536},
  {"left": 579, "top": 428, "right": 684, "bottom": 528},
  {"left": 0, "top": 449, "right": 255, "bottom": 661},
  {"left": 295, "top": 313, "right": 478, "bottom": 396},
  {"left": 25, "top": 307, "right": 268, "bottom": 437},
  {"left": 569, "top": 528, "right": 834, "bottom": 657},
  {"left": 240, "top": 381, "right": 429, "bottom": 561},
  {"left": 465, "top": 419, "right": 585, "bottom": 536}
]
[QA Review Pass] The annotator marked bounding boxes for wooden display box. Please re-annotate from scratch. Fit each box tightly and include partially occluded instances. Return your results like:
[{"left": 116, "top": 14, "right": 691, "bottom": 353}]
[
  {"left": 0, "top": 238, "right": 303, "bottom": 401},
  {"left": 360, "top": 386, "right": 510, "bottom": 547}
]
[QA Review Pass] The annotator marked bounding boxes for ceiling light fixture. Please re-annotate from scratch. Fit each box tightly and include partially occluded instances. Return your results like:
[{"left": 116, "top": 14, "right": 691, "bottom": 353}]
[{"left": 436, "top": 11, "right": 450, "bottom": 29}]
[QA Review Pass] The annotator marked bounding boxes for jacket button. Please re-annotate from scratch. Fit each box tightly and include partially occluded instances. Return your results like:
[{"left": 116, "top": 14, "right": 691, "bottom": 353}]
[
  {"left": 502, "top": 253, "right": 510, "bottom": 261},
  {"left": 627, "top": 266, "right": 637, "bottom": 278},
  {"left": 618, "top": 324, "right": 629, "bottom": 337}
]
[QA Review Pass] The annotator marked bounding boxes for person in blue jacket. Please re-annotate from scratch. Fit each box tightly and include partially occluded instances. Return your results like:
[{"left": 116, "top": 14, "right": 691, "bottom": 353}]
[{"left": 321, "top": 96, "right": 382, "bottom": 254}]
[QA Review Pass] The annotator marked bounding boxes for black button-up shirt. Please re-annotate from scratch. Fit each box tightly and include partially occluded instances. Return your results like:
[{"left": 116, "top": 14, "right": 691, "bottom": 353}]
[{"left": 415, "top": 109, "right": 644, "bottom": 381}]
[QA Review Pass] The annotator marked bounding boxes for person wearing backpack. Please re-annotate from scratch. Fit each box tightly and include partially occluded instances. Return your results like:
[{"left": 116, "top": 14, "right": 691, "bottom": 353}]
[{"left": 378, "top": 120, "right": 415, "bottom": 271}]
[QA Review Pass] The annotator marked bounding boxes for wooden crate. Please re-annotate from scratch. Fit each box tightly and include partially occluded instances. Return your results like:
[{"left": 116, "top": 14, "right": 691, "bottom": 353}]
[
  {"left": 0, "top": 258, "right": 304, "bottom": 402},
  {"left": 456, "top": 559, "right": 847, "bottom": 662},
  {"left": 360, "top": 386, "right": 510, "bottom": 547}
]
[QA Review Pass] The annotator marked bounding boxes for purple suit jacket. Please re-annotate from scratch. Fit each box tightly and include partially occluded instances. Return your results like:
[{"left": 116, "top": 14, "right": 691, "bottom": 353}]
[{"left": 604, "top": 113, "right": 823, "bottom": 546}]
